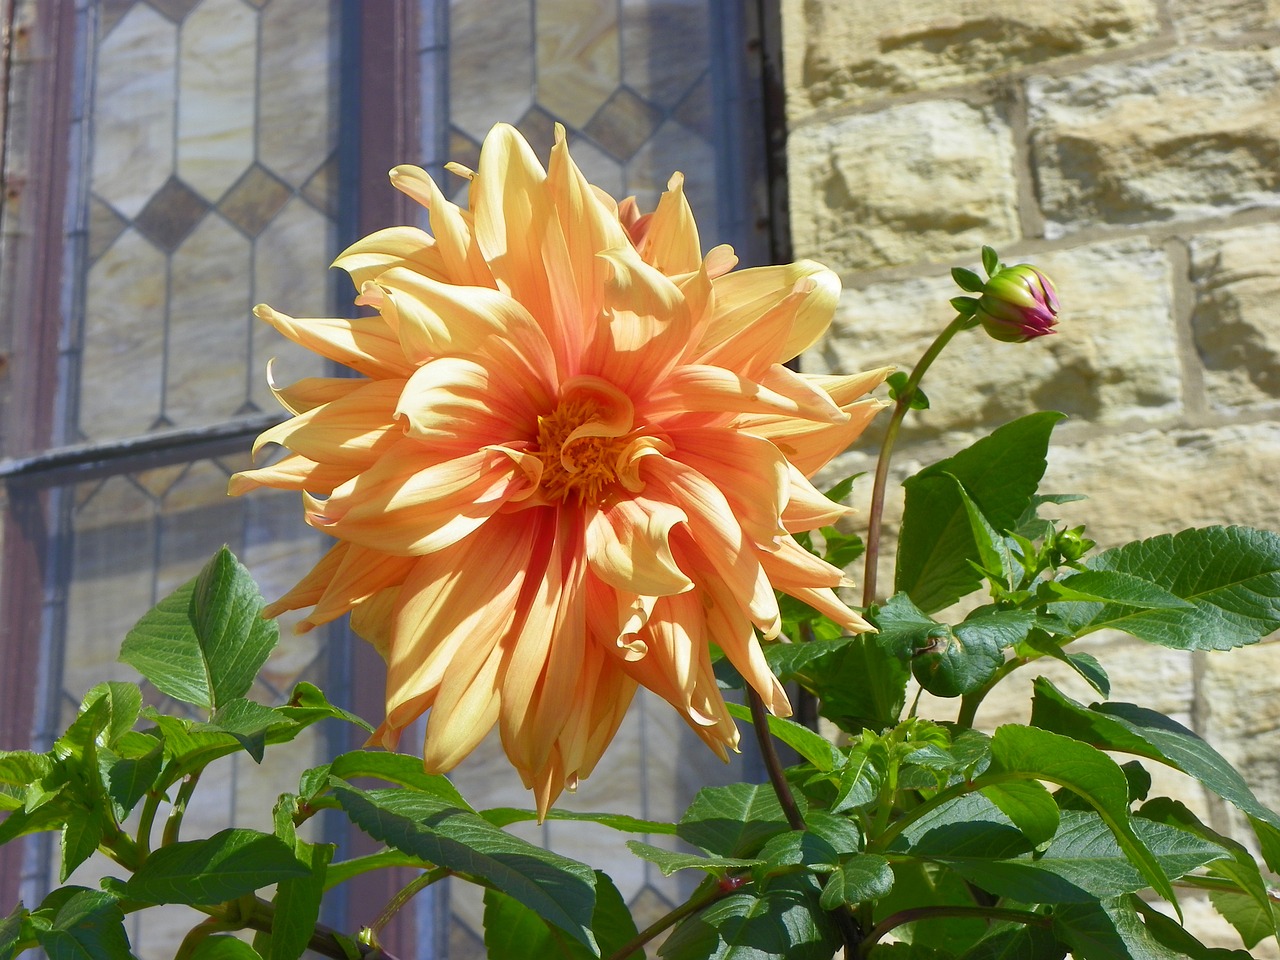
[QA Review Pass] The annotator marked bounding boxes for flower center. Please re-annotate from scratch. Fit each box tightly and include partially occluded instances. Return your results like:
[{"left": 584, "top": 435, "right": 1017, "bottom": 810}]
[{"left": 535, "top": 399, "right": 629, "bottom": 506}]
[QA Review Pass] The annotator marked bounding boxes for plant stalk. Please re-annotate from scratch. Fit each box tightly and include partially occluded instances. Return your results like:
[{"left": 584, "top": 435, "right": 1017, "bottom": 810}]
[
  {"left": 604, "top": 879, "right": 730, "bottom": 960},
  {"left": 369, "top": 867, "right": 450, "bottom": 938},
  {"left": 747, "top": 687, "right": 805, "bottom": 832},
  {"left": 162, "top": 770, "right": 202, "bottom": 847},
  {"left": 863, "top": 314, "right": 970, "bottom": 608}
]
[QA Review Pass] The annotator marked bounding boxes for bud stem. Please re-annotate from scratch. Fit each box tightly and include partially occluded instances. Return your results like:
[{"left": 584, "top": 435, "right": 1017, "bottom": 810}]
[{"left": 862, "top": 314, "right": 971, "bottom": 608}]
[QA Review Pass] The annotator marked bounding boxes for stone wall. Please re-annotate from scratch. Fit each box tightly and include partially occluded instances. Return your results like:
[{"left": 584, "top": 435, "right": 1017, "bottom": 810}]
[{"left": 782, "top": 0, "right": 1280, "bottom": 949}]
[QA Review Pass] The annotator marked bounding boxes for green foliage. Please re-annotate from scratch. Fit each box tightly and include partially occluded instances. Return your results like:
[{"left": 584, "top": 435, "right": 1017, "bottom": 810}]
[{"left": 9, "top": 289, "right": 1280, "bottom": 960}]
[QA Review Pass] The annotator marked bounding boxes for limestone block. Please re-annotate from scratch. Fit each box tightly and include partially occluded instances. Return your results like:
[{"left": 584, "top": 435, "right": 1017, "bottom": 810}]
[
  {"left": 1029, "top": 49, "right": 1280, "bottom": 237},
  {"left": 1199, "top": 638, "right": 1280, "bottom": 843},
  {"left": 1190, "top": 222, "right": 1280, "bottom": 410},
  {"left": 1042, "top": 422, "right": 1280, "bottom": 548},
  {"left": 788, "top": 100, "right": 1019, "bottom": 272},
  {"left": 807, "top": 237, "right": 1179, "bottom": 436},
  {"left": 784, "top": 0, "right": 1160, "bottom": 115},
  {"left": 1168, "top": 0, "right": 1280, "bottom": 42}
]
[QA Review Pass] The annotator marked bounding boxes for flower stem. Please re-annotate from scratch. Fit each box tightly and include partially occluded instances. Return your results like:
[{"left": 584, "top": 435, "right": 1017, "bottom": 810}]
[
  {"left": 604, "top": 879, "right": 728, "bottom": 960},
  {"left": 369, "top": 867, "right": 450, "bottom": 939},
  {"left": 162, "top": 770, "right": 202, "bottom": 847},
  {"left": 862, "top": 314, "right": 970, "bottom": 609},
  {"left": 747, "top": 687, "right": 805, "bottom": 832},
  {"left": 859, "top": 905, "right": 1051, "bottom": 956}
]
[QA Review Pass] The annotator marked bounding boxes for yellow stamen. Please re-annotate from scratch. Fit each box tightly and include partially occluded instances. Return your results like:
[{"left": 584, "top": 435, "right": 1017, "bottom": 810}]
[{"left": 535, "top": 399, "right": 627, "bottom": 506}]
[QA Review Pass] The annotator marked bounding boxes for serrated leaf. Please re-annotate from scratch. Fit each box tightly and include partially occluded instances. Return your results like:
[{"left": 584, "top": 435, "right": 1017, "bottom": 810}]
[
  {"left": 59, "top": 809, "right": 106, "bottom": 882},
  {"left": 931, "top": 810, "right": 1227, "bottom": 904},
  {"left": 1029, "top": 679, "right": 1280, "bottom": 862},
  {"left": 987, "top": 725, "right": 1178, "bottom": 910},
  {"left": 912, "top": 622, "right": 1003, "bottom": 699},
  {"left": 980, "top": 780, "right": 1059, "bottom": 846},
  {"left": 832, "top": 746, "right": 884, "bottom": 814},
  {"left": 484, "top": 872, "right": 641, "bottom": 960},
  {"left": 1054, "top": 897, "right": 1228, "bottom": 960},
  {"left": 803, "top": 811, "right": 863, "bottom": 855},
  {"left": 723, "top": 702, "right": 841, "bottom": 771},
  {"left": 481, "top": 807, "right": 676, "bottom": 834},
  {"left": 896, "top": 413, "right": 1064, "bottom": 613},
  {"left": 757, "top": 831, "right": 840, "bottom": 874},
  {"left": 278, "top": 682, "right": 373, "bottom": 732},
  {"left": 626, "top": 841, "right": 761, "bottom": 877},
  {"left": 120, "top": 548, "right": 278, "bottom": 711},
  {"left": 123, "top": 828, "right": 309, "bottom": 905},
  {"left": 677, "top": 783, "right": 790, "bottom": 858},
  {"left": 0, "top": 904, "right": 25, "bottom": 960},
  {"left": 0, "top": 752, "right": 53, "bottom": 812},
  {"left": 195, "top": 698, "right": 286, "bottom": 763},
  {"left": 1207, "top": 888, "right": 1278, "bottom": 951},
  {"left": 333, "top": 785, "right": 597, "bottom": 950},
  {"left": 327, "top": 751, "right": 470, "bottom": 809},
  {"left": 658, "top": 877, "right": 841, "bottom": 960},
  {"left": 102, "top": 738, "right": 163, "bottom": 816},
  {"left": 770, "top": 627, "right": 909, "bottom": 734},
  {"left": 818, "top": 854, "right": 892, "bottom": 909},
  {"left": 265, "top": 839, "right": 332, "bottom": 960},
  {"left": 1054, "top": 526, "right": 1280, "bottom": 650},
  {"left": 948, "top": 474, "right": 1020, "bottom": 589},
  {"left": 80, "top": 683, "right": 142, "bottom": 747},
  {"left": 33, "top": 889, "right": 136, "bottom": 960},
  {"left": 1045, "top": 571, "right": 1193, "bottom": 609},
  {"left": 1020, "top": 632, "right": 1110, "bottom": 697}
]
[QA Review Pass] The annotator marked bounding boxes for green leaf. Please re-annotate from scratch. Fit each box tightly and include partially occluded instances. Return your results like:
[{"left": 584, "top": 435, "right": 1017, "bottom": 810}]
[
  {"left": 190, "top": 937, "right": 262, "bottom": 959},
  {"left": 33, "top": 889, "right": 136, "bottom": 960},
  {"left": 626, "top": 841, "right": 762, "bottom": 877},
  {"left": 332, "top": 784, "right": 597, "bottom": 950},
  {"left": 818, "top": 854, "right": 893, "bottom": 909},
  {"left": 0, "top": 904, "right": 26, "bottom": 960},
  {"left": 1053, "top": 526, "right": 1280, "bottom": 650},
  {"left": 264, "top": 839, "right": 332, "bottom": 960},
  {"left": 723, "top": 703, "right": 841, "bottom": 772},
  {"left": 831, "top": 745, "right": 884, "bottom": 813},
  {"left": 979, "top": 780, "right": 1059, "bottom": 846},
  {"left": 981, "top": 246, "right": 1000, "bottom": 277},
  {"left": 1044, "top": 571, "right": 1193, "bottom": 609},
  {"left": 327, "top": 751, "right": 471, "bottom": 809},
  {"left": 481, "top": 807, "right": 676, "bottom": 834},
  {"left": 959, "top": 924, "right": 1064, "bottom": 960},
  {"left": 659, "top": 877, "right": 841, "bottom": 960},
  {"left": 803, "top": 811, "right": 863, "bottom": 855},
  {"left": 1053, "top": 897, "right": 1235, "bottom": 960},
  {"left": 195, "top": 698, "right": 286, "bottom": 763},
  {"left": 948, "top": 475, "right": 1020, "bottom": 589},
  {"left": 123, "top": 828, "right": 309, "bottom": 905},
  {"left": 0, "top": 751, "right": 53, "bottom": 810},
  {"left": 770, "top": 623, "right": 910, "bottom": 734},
  {"left": 677, "top": 783, "right": 790, "bottom": 858},
  {"left": 928, "top": 809, "right": 1227, "bottom": 904},
  {"left": 1020, "top": 632, "right": 1110, "bottom": 697},
  {"left": 102, "top": 738, "right": 163, "bottom": 816},
  {"left": 912, "top": 622, "right": 1003, "bottom": 699},
  {"left": 81, "top": 683, "right": 142, "bottom": 747},
  {"left": 59, "top": 808, "right": 106, "bottom": 882},
  {"left": 1138, "top": 796, "right": 1277, "bottom": 948},
  {"left": 756, "top": 831, "right": 840, "bottom": 875},
  {"left": 986, "top": 725, "right": 1178, "bottom": 910},
  {"left": 875, "top": 860, "right": 992, "bottom": 954},
  {"left": 278, "top": 682, "right": 373, "bottom": 732},
  {"left": 952, "top": 266, "right": 987, "bottom": 293},
  {"left": 120, "top": 548, "right": 278, "bottom": 711},
  {"left": 887, "top": 372, "right": 930, "bottom": 410},
  {"left": 896, "top": 412, "right": 1064, "bottom": 613},
  {"left": 1028, "top": 679, "right": 1280, "bottom": 861},
  {"left": 484, "top": 872, "right": 641, "bottom": 960}
]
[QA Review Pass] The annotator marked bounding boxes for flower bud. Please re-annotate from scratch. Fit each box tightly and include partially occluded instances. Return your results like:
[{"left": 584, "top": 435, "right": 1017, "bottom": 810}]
[{"left": 975, "top": 264, "right": 1059, "bottom": 343}]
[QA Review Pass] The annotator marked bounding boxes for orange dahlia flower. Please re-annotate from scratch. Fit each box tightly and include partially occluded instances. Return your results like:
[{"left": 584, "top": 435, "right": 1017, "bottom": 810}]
[{"left": 231, "top": 123, "right": 890, "bottom": 813}]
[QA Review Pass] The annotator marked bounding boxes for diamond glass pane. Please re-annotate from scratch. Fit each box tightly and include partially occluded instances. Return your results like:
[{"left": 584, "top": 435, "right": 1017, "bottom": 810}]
[{"left": 74, "top": 0, "right": 340, "bottom": 444}]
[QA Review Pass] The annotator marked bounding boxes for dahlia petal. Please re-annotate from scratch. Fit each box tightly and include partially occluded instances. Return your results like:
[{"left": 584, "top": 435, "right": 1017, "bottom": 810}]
[
  {"left": 350, "top": 586, "right": 399, "bottom": 661},
  {"left": 702, "top": 260, "right": 840, "bottom": 362},
  {"left": 586, "top": 496, "right": 692, "bottom": 597},
  {"left": 251, "top": 378, "right": 406, "bottom": 467},
  {"left": 471, "top": 123, "right": 555, "bottom": 327},
  {"left": 584, "top": 569, "right": 653, "bottom": 657},
  {"left": 228, "top": 453, "right": 357, "bottom": 497},
  {"left": 780, "top": 465, "right": 852, "bottom": 532},
  {"left": 668, "top": 427, "right": 788, "bottom": 545},
  {"left": 638, "top": 173, "right": 702, "bottom": 276},
  {"left": 381, "top": 516, "right": 536, "bottom": 743},
  {"left": 309, "top": 443, "right": 534, "bottom": 555},
  {"left": 775, "top": 584, "right": 873, "bottom": 634},
  {"left": 331, "top": 225, "right": 449, "bottom": 289},
  {"left": 368, "top": 268, "right": 558, "bottom": 393},
  {"left": 624, "top": 593, "right": 722, "bottom": 727},
  {"left": 422, "top": 633, "right": 505, "bottom": 772},
  {"left": 701, "top": 576, "right": 792, "bottom": 718},
  {"left": 695, "top": 289, "right": 806, "bottom": 385},
  {"left": 388, "top": 164, "right": 495, "bottom": 288},
  {"left": 396, "top": 357, "right": 540, "bottom": 456},
  {"left": 648, "top": 456, "right": 781, "bottom": 639},
  {"left": 301, "top": 544, "right": 417, "bottom": 630},
  {"left": 254, "top": 304, "right": 416, "bottom": 379},
  {"left": 262, "top": 542, "right": 350, "bottom": 620},
  {"left": 744, "top": 396, "right": 890, "bottom": 477},
  {"left": 268, "top": 369, "right": 367, "bottom": 415},
  {"left": 643, "top": 363, "right": 844, "bottom": 424}
]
